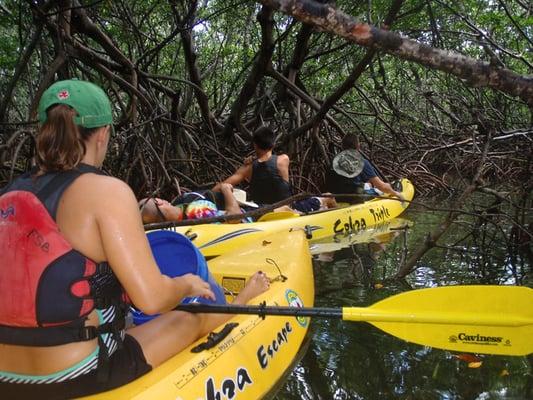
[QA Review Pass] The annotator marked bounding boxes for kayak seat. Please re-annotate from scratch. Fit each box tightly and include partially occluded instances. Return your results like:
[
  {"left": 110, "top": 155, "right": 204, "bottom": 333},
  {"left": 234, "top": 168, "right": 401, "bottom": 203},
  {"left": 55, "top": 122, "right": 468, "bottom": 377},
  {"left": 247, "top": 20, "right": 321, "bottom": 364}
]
[{"left": 131, "top": 230, "right": 226, "bottom": 325}]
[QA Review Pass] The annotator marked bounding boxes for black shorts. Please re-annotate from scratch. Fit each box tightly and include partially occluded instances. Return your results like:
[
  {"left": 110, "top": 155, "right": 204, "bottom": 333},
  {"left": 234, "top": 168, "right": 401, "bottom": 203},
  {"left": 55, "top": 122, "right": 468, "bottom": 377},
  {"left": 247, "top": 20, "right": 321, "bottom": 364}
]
[
  {"left": 292, "top": 197, "right": 322, "bottom": 213},
  {"left": 0, "top": 334, "right": 152, "bottom": 400}
]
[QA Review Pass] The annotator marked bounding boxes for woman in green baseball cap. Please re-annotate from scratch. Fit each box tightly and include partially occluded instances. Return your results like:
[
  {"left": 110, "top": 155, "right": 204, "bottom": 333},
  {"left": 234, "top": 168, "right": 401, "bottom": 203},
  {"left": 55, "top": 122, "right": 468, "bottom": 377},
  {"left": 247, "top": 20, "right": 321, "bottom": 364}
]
[{"left": 0, "top": 80, "right": 270, "bottom": 398}]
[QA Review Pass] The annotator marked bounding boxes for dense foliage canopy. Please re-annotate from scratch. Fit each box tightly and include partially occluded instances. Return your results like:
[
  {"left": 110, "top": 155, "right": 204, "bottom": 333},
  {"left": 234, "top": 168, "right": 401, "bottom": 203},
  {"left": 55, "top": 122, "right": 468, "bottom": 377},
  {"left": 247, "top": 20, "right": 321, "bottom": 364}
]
[{"left": 1, "top": 0, "right": 531, "bottom": 196}]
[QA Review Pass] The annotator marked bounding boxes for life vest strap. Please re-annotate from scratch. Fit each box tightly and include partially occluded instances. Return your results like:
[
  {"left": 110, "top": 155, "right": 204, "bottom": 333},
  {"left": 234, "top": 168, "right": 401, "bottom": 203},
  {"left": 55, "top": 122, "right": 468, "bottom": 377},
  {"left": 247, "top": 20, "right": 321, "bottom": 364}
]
[{"left": 0, "top": 317, "right": 126, "bottom": 346}]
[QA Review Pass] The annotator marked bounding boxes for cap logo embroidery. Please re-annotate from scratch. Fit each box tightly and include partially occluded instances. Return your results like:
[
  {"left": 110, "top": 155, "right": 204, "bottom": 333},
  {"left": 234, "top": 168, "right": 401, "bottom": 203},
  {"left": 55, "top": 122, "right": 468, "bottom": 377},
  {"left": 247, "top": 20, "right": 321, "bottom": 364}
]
[{"left": 57, "top": 90, "right": 69, "bottom": 100}]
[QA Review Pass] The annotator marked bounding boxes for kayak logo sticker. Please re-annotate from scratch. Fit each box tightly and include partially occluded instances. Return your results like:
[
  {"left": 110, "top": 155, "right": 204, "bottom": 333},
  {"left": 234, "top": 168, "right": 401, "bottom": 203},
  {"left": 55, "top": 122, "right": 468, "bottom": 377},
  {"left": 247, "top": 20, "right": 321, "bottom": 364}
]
[
  {"left": 257, "top": 321, "right": 293, "bottom": 369},
  {"left": 369, "top": 205, "right": 391, "bottom": 223},
  {"left": 203, "top": 367, "right": 252, "bottom": 400},
  {"left": 285, "top": 289, "right": 308, "bottom": 327},
  {"left": 449, "top": 332, "right": 511, "bottom": 347},
  {"left": 333, "top": 215, "right": 367, "bottom": 235},
  {"left": 27, "top": 228, "right": 50, "bottom": 252},
  {"left": 0, "top": 205, "right": 14, "bottom": 219},
  {"left": 57, "top": 89, "right": 70, "bottom": 100}
]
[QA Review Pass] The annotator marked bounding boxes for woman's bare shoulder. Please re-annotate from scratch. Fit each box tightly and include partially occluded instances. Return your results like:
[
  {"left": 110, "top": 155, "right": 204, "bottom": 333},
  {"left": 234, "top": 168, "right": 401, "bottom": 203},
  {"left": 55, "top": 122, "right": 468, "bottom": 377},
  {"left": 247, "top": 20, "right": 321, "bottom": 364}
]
[
  {"left": 71, "top": 172, "right": 137, "bottom": 204},
  {"left": 78, "top": 172, "right": 130, "bottom": 189}
]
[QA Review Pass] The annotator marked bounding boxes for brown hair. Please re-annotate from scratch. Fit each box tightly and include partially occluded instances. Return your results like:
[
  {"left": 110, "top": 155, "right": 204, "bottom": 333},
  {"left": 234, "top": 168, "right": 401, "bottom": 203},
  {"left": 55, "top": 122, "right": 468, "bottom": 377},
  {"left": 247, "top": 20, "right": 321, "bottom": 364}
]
[
  {"left": 252, "top": 126, "right": 275, "bottom": 150},
  {"left": 139, "top": 198, "right": 166, "bottom": 224},
  {"left": 341, "top": 134, "right": 360, "bottom": 150},
  {"left": 35, "top": 104, "right": 97, "bottom": 172}
]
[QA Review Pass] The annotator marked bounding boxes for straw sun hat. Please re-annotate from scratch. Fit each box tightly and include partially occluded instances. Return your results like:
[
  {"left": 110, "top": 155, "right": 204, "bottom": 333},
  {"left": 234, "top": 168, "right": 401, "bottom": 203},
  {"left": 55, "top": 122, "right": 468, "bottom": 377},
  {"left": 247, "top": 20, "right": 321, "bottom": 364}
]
[{"left": 332, "top": 149, "right": 364, "bottom": 178}]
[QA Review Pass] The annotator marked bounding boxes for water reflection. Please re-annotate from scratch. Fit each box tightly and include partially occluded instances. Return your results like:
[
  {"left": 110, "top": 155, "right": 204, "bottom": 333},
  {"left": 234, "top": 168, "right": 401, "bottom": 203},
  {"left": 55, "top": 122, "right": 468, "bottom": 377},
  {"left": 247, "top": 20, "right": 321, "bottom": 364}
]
[
  {"left": 310, "top": 218, "right": 412, "bottom": 292},
  {"left": 274, "top": 216, "right": 532, "bottom": 400}
]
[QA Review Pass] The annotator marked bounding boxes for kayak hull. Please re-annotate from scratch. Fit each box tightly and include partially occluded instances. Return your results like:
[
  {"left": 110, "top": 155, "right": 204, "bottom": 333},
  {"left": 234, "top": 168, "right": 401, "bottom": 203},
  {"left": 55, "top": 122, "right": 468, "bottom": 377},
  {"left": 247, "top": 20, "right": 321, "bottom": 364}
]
[{"left": 309, "top": 217, "right": 413, "bottom": 255}]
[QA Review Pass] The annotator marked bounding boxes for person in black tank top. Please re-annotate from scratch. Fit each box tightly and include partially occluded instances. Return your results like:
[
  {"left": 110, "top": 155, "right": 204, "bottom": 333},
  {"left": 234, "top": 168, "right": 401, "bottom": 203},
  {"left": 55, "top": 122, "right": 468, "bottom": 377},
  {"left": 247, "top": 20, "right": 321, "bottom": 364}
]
[
  {"left": 249, "top": 154, "right": 292, "bottom": 204},
  {"left": 212, "top": 126, "right": 291, "bottom": 205}
]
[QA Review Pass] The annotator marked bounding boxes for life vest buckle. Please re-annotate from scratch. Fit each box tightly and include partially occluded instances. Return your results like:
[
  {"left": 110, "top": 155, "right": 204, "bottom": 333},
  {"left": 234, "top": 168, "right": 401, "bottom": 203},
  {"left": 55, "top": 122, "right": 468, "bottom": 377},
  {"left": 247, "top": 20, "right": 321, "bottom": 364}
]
[{"left": 79, "top": 325, "right": 98, "bottom": 341}]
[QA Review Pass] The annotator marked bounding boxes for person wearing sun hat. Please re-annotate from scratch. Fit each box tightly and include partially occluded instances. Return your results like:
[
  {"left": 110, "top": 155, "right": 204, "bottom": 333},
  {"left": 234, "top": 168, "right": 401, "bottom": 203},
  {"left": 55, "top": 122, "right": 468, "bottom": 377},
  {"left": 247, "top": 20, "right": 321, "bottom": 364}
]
[
  {"left": 0, "top": 79, "right": 270, "bottom": 397},
  {"left": 326, "top": 134, "right": 405, "bottom": 203}
]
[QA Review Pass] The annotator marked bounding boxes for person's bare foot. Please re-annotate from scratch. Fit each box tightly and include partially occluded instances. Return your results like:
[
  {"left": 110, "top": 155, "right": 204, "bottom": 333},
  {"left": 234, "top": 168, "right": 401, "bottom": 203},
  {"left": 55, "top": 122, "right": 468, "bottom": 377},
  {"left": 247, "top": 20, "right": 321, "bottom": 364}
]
[
  {"left": 321, "top": 193, "right": 337, "bottom": 209},
  {"left": 232, "top": 271, "right": 270, "bottom": 305}
]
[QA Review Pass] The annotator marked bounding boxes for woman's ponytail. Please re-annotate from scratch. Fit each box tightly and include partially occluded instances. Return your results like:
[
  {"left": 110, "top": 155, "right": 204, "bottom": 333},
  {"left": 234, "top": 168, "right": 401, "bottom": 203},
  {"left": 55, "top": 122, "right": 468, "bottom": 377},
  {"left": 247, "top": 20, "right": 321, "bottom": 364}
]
[{"left": 35, "top": 104, "right": 94, "bottom": 172}]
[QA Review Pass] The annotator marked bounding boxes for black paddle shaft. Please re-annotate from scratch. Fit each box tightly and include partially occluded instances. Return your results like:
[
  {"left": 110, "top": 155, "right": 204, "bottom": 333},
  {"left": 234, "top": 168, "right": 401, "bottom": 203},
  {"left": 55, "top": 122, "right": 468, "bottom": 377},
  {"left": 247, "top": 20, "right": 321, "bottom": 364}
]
[{"left": 175, "top": 303, "right": 343, "bottom": 320}]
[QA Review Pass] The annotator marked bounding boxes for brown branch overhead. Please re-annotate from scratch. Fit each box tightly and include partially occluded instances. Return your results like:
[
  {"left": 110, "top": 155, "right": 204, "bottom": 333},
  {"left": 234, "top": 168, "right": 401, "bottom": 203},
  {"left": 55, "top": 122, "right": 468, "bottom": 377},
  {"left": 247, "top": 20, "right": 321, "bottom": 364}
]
[
  {"left": 65, "top": 43, "right": 153, "bottom": 109},
  {"left": 288, "top": 0, "right": 405, "bottom": 141},
  {"left": 70, "top": 1, "right": 134, "bottom": 69},
  {"left": 223, "top": 5, "right": 276, "bottom": 138},
  {"left": 267, "top": 67, "right": 344, "bottom": 134},
  {"left": 258, "top": 0, "right": 533, "bottom": 107},
  {"left": 0, "top": 23, "right": 43, "bottom": 122},
  {"left": 286, "top": 24, "right": 313, "bottom": 72},
  {"left": 173, "top": 0, "right": 221, "bottom": 134},
  {"left": 288, "top": 49, "right": 377, "bottom": 142}
]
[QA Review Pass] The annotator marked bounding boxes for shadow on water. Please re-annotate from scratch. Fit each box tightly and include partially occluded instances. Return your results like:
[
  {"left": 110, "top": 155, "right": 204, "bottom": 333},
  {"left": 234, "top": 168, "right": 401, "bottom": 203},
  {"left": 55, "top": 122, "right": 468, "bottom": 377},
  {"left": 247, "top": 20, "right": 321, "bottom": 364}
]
[{"left": 274, "top": 208, "right": 532, "bottom": 400}]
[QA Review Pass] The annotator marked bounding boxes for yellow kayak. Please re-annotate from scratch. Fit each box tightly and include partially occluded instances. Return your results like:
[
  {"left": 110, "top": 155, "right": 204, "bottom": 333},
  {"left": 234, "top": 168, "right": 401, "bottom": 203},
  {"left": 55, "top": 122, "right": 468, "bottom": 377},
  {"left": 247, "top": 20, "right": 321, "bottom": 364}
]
[
  {"left": 82, "top": 229, "right": 314, "bottom": 399},
  {"left": 169, "top": 178, "right": 414, "bottom": 258}
]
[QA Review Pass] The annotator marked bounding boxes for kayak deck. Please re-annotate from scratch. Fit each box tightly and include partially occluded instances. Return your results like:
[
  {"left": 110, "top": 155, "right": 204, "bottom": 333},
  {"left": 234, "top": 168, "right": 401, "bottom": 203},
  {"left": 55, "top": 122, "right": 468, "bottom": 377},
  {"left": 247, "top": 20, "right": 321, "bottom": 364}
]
[{"left": 82, "top": 229, "right": 314, "bottom": 400}]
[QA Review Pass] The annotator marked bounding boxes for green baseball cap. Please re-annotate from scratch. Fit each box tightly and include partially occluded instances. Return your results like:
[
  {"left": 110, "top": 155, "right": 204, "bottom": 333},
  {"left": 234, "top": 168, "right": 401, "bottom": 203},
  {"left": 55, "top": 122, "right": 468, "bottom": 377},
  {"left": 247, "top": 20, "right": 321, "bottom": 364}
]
[{"left": 38, "top": 79, "right": 113, "bottom": 129}]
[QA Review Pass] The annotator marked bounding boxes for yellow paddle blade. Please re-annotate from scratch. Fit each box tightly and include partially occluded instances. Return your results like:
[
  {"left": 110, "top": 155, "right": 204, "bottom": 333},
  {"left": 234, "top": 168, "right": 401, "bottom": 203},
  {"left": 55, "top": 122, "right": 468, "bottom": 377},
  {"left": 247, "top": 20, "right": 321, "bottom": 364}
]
[
  {"left": 342, "top": 285, "right": 533, "bottom": 356},
  {"left": 257, "top": 210, "right": 300, "bottom": 222}
]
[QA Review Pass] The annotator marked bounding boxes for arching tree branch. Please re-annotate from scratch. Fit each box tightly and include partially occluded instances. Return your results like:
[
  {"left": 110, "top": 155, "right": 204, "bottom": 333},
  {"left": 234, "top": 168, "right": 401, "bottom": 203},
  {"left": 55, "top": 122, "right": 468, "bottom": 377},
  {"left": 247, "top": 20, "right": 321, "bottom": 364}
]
[
  {"left": 258, "top": 0, "right": 533, "bottom": 106},
  {"left": 223, "top": 5, "right": 276, "bottom": 138}
]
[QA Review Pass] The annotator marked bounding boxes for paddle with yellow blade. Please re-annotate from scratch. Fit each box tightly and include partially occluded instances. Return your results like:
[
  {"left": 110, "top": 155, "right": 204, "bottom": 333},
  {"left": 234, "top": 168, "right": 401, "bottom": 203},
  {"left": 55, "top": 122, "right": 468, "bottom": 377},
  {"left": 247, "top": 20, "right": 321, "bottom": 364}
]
[{"left": 176, "top": 285, "right": 533, "bottom": 356}]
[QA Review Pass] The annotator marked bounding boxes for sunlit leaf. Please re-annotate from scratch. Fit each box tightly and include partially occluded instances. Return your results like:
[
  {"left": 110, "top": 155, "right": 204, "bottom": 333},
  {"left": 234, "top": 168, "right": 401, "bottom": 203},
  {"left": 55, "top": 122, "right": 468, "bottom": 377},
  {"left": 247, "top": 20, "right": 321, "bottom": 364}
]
[
  {"left": 454, "top": 353, "right": 482, "bottom": 363},
  {"left": 468, "top": 361, "right": 483, "bottom": 368}
]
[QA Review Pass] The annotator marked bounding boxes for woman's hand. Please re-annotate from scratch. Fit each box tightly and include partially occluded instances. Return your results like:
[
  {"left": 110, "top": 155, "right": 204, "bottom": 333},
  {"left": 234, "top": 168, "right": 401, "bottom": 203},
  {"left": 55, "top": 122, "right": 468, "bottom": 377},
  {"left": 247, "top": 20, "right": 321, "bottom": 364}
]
[{"left": 178, "top": 274, "right": 215, "bottom": 301}]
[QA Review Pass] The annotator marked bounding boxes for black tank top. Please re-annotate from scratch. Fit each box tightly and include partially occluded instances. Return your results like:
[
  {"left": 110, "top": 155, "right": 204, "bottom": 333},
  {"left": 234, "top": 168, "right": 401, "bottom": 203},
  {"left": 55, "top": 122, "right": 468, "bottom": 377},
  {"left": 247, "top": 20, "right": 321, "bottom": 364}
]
[{"left": 249, "top": 155, "right": 292, "bottom": 204}]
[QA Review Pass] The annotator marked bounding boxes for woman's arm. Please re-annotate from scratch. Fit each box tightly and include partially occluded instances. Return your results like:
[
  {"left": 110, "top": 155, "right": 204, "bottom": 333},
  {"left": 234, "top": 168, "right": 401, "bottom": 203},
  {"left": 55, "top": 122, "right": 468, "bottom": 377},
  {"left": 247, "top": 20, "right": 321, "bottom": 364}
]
[{"left": 94, "top": 177, "right": 214, "bottom": 314}]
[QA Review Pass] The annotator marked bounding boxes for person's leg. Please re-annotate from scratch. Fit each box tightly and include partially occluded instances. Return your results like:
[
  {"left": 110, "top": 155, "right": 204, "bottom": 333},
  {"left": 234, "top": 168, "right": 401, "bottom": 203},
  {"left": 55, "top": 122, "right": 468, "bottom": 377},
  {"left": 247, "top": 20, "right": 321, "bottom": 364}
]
[
  {"left": 320, "top": 194, "right": 337, "bottom": 209},
  {"left": 127, "top": 271, "right": 270, "bottom": 368},
  {"left": 217, "top": 183, "right": 242, "bottom": 222},
  {"left": 196, "top": 271, "right": 269, "bottom": 335}
]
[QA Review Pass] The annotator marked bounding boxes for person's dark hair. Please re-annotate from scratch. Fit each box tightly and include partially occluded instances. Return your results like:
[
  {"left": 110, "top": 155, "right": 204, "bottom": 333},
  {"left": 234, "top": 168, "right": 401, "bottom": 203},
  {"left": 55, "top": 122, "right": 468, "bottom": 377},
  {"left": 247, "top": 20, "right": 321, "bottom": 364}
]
[
  {"left": 341, "top": 134, "right": 360, "bottom": 150},
  {"left": 36, "top": 104, "right": 98, "bottom": 172},
  {"left": 252, "top": 126, "right": 275, "bottom": 150}
]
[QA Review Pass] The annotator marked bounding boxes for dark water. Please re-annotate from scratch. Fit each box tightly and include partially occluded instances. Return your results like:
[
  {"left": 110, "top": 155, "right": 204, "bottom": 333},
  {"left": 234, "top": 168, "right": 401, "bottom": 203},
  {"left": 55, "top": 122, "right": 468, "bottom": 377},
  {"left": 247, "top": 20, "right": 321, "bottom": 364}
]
[{"left": 274, "top": 205, "right": 532, "bottom": 400}]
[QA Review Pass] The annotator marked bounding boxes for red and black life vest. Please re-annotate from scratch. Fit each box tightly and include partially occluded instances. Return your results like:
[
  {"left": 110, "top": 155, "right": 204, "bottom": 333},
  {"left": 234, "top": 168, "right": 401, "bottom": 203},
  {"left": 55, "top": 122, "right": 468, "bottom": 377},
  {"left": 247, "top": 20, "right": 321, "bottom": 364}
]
[{"left": 0, "top": 164, "right": 127, "bottom": 348}]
